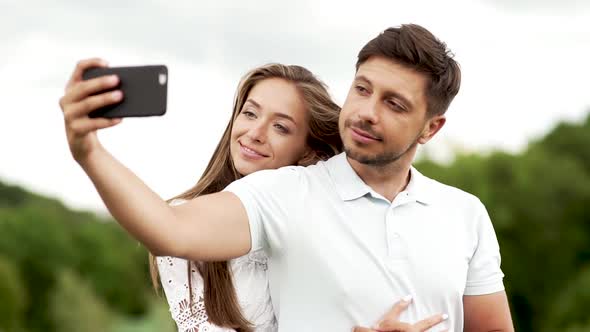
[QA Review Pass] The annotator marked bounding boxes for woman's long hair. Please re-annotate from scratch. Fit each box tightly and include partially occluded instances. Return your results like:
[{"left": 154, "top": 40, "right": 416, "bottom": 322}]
[{"left": 149, "top": 63, "right": 342, "bottom": 331}]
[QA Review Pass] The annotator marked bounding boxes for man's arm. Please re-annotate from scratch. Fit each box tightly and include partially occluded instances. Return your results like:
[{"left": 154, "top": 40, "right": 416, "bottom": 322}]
[
  {"left": 61, "top": 59, "right": 252, "bottom": 262},
  {"left": 81, "top": 146, "right": 251, "bottom": 261},
  {"left": 463, "top": 291, "right": 514, "bottom": 332}
]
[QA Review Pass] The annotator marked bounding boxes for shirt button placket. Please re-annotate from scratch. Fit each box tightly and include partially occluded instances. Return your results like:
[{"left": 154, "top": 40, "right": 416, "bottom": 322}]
[{"left": 387, "top": 206, "right": 407, "bottom": 260}]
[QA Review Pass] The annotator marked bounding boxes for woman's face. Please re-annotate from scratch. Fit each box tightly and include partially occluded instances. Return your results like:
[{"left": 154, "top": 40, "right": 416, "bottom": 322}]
[{"left": 230, "top": 78, "right": 310, "bottom": 176}]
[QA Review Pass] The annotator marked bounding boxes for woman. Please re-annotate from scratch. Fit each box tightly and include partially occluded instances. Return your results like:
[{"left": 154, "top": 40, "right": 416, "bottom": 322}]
[
  {"left": 59, "top": 59, "right": 445, "bottom": 332},
  {"left": 151, "top": 63, "right": 342, "bottom": 331}
]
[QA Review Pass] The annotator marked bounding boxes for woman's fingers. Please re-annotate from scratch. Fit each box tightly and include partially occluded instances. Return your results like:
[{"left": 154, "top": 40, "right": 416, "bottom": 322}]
[
  {"left": 352, "top": 327, "right": 375, "bottom": 332},
  {"left": 65, "top": 58, "right": 108, "bottom": 90},
  {"left": 373, "top": 296, "right": 413, "bottom": 330},
  {"left": 374, "top": 320, "right": 412, "bottom": 331},
  {"left": 412, "top": 313, "right": 448, "bottom": 331},
  {"left": 67, "top": 117, "right": 123, "bottom": 137}
]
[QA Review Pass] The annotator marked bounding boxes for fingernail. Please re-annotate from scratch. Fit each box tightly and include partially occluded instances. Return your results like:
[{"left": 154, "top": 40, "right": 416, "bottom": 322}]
[
  {"left": 442, "top": 313, "right": 449, "bottom": 320},
  {"left": 101, "top": 59, "right": 109, "bottom": 66},
  {"left": 111, "top": 90, "right": 122, "bottom": 100},
  {"left": 108, "top": 75, "right": 118, "bottom": 83},
  {"left": 402, "top": 294, "right": 412, "bottom": 303}
]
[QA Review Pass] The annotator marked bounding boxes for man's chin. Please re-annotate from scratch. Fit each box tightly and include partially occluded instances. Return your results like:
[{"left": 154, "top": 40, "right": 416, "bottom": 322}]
[
  {"left": 344, "top": 146, "right": 401, "bottom": 166},
  {"left": 344, "top": 147, "right": 377, "bottom": 165}
]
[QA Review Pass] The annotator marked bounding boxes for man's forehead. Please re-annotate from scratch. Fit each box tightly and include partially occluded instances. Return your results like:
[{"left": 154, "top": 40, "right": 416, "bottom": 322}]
[{"left": 355, "top": 57, "right": 427, "bottom": 106}]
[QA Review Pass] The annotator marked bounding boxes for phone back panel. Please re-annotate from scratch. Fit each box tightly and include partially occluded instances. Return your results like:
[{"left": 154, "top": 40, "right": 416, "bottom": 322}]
[{"left": 82, "top": 65, "right": 168, "bottom": 118}]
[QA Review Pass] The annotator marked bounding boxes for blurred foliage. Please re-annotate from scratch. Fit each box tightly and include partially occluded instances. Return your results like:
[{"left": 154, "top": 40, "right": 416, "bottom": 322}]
[
  {"left": 0, "top": 113, "right": 588, "bottom": 331},
  {"left": 49, "top": 269, "right": 112, "bottom": 332},
  {"left": 0, "top": 184, "right": 174, "bottom": 332},
  {"left": 0, "top": 255, "right": 27, "bottom": 332}
]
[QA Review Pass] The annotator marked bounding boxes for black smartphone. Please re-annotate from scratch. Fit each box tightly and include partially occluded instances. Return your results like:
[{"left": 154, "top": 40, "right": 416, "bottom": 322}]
[{"left": 82, "top": 65, "right": 168, "bottom": 118}]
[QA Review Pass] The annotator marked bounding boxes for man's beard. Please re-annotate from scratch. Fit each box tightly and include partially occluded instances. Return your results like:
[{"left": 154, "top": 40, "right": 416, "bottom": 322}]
[{"left": 344, "top": 137, "right": 419, "bottom": 167}]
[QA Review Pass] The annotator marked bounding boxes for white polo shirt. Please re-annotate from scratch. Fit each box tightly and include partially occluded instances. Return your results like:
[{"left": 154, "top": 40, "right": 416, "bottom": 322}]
[{"left": 225, "top": 152, "right": 504, "bottom": 332}]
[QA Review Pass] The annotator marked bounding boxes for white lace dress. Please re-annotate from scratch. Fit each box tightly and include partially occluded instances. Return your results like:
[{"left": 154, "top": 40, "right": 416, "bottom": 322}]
[{"left": 156, "top": 249, "right": 277, "bottom": 332}]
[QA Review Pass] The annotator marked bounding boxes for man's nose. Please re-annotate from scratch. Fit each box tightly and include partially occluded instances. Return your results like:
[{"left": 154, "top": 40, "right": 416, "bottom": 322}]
[{"left": 357, "top": 98, "right": 380, "bottom": 124}]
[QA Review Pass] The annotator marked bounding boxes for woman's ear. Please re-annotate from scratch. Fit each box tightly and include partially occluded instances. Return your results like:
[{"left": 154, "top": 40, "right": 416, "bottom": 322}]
[{"left": 297, "top": 148, "right": 318, "bottom": 166}]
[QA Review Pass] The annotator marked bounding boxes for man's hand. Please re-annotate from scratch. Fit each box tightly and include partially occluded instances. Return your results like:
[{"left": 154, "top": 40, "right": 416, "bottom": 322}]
[
  {"left": 59, "top": 58, "right": 123, "bottom": 163},
  {"left": 353, "top": 296, "right": 448, "bottom": 332}
]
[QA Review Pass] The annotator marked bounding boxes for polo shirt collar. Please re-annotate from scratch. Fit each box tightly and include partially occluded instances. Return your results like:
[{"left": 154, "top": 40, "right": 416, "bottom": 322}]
[
  {"left": 326, "top": 152, "right": 433, "bottom": 205},
  {"left": 405, "top": 166, "right": 433, "bottom": 205},
  {"left": 326, "top": 153, "right": 371, "bottom": 201}
]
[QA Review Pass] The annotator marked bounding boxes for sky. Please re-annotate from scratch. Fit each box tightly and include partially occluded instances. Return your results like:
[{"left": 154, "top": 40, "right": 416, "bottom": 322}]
[{"left": 2, "top": 0, "right": 589, "bottom": 213}]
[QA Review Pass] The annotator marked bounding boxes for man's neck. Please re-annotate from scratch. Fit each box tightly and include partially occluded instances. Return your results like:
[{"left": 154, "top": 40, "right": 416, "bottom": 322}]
[{"left": 347, "top": 154, "right": 413, "bottom": 202}]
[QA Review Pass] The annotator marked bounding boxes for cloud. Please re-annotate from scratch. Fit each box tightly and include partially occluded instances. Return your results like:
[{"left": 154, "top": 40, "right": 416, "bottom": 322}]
[
  {"left": 3, "top": 0, "right": 590, "bottom": 212},
  {"left": 482, "top": 0, "right": 590, "bottom": 12},
  {"left": 4, "top": 0, "right": 364, "bottom": 78}
]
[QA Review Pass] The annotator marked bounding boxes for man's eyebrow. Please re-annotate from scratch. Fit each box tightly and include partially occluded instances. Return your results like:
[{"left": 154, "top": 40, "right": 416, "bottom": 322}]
[
  {"left": 244, "top": 98, "right": 297, "bottom": 124},
  {"left": 354, "top": 75, "right": 372, "bottom": 86},
  {"left": 354, "top": 75, "right": 414, "bottom": 109}
]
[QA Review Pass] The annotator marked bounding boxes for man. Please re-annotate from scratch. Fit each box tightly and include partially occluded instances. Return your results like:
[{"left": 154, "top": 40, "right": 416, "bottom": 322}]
[
  {"left": 221, "top": 24, "right": 513, "bottom": 331},
  {"left": 62, "top": 24, "right": 513, "bottom": 331}
]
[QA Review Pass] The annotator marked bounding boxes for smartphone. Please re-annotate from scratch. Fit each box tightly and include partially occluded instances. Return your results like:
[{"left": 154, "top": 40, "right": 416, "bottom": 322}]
[{"left": 82, "top": 65, "right": 168, "bottom": 118}]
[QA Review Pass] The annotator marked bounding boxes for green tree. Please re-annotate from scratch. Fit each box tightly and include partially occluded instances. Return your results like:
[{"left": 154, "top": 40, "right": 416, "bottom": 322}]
[
  {"left": 49, "top": 269, "right": 113, "bottom": 332},
  {"left": 0, "top": 255, "right": 27, "bottom": 331}
]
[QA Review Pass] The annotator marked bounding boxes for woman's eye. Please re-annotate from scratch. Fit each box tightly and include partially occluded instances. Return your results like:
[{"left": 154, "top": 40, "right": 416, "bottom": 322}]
[
  {"left": 274, "top": 123, "right": 289, "bottom": 133},
  {"left": 242, "top": 110, "right": 256, "bottom": 118}
]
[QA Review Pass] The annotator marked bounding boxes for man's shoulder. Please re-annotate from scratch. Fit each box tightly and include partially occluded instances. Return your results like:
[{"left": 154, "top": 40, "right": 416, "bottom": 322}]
[
  {"left": 419, "top": 172, "right": 484, "bottom": 208},
  {"left": 230, "top": 162, "right": 326, "bottom": 192}
]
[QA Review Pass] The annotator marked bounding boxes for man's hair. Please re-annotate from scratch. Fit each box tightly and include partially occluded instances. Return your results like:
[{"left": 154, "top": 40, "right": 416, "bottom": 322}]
[{"left": 356, "top": 24, "right": 461, "bottom": 117}]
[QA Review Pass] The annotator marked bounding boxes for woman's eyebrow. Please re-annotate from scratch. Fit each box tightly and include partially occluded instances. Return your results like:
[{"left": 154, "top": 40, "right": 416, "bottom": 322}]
[
  {"left": 244, "top": 99, "right": 261, "bottom": 108},
  {"left": 273, "top": 112, "right": 296, "bottom": 125},
  {"left": 245, "top": 98, "right": 297, "bottom": 125}
]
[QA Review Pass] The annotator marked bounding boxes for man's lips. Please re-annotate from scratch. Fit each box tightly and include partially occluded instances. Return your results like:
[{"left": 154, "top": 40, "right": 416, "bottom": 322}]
[
  {"left": 239, "top": 141, "right": 269, "bottom": 158},
  {"left": 350, "top": 127, "right": 381, "bottom": 141}
]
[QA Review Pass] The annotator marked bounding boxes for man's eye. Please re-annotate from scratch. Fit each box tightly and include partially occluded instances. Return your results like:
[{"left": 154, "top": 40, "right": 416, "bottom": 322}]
[
  {"left": 387, "top": 100, "right": 404, "bottom": 112},
  {"left": 355, "top": 85, "right": 368, "bottom": 94}
]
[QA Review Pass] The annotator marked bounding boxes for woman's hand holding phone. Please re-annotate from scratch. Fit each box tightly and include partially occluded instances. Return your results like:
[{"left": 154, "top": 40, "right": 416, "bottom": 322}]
[{"left": 59, "top": 58, "right": 123, "bottom": 164}]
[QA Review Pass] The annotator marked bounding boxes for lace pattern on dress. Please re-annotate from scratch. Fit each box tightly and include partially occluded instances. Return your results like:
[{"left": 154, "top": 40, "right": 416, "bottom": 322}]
[
  {"left": 157, "top": 253, "right": 277, "bottom": 332},
  {"left": 157, "top": 257, "right": 235, "bottom": 332}
]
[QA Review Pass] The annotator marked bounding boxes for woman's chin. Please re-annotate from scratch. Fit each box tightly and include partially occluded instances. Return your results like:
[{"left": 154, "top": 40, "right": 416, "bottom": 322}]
[{"left": 234, "top": 161, "right": 264, "bottom": 176}]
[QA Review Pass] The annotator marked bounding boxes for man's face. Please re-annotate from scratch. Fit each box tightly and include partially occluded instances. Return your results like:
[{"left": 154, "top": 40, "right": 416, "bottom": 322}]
[{"left": 339, "top": 56, "right": 444, "bottom": 166}]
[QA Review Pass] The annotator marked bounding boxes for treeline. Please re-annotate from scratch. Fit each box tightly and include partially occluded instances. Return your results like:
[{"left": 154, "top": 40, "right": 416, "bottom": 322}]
[
  {"left": 0, "top": 183, "right": 174, "bottom": 332},
  {"left": 1, "top": 113, "right": 589, "bottom": 331}
]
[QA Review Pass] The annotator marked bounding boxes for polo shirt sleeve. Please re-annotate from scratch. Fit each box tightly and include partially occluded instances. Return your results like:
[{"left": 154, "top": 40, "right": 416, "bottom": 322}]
[
  {"left": 224, "top": 166, "right": 300, "bottom": 253},
  {"left": 464, "top": 201, "right": 505, "bottom": 295}
]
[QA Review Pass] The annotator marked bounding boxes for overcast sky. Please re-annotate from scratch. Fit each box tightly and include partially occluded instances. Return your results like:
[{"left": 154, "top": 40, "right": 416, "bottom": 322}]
[{"left": 2, "top": 0, "right": 589, "bottom": 213}]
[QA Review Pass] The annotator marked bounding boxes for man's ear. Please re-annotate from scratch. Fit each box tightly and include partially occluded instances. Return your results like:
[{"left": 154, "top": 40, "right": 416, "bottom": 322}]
[
  {"left": 418, "top": 115, "right": 446, "bottom": 144},
  {"left": 297, "top": 148, "right": 319, "bottom": 166}
]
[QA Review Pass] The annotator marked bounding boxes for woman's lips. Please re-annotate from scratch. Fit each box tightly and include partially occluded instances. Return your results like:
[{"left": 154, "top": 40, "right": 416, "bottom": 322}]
[{"left": 239, "top": 142, "right": 268, "bottom": 159}]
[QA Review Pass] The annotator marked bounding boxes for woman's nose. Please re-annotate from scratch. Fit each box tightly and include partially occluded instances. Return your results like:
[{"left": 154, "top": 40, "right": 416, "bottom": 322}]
[{"left": 246, "top": 123, "right": 267, "bottom": 143}]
